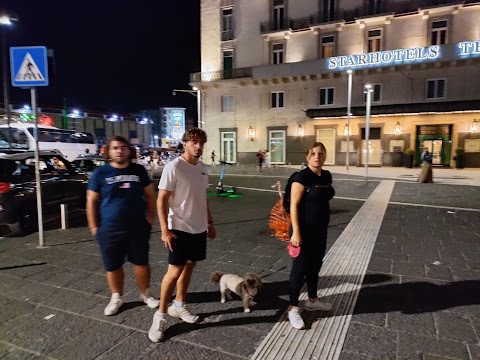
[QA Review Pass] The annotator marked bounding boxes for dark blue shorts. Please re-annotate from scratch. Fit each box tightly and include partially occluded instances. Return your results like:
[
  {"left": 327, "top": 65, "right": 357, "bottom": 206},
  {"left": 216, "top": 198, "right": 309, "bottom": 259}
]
[
  {"left": 168, "top": 230, "right": 207, "bottom": 265},
  {"left": 96, "top": 222, "right": 152, "bottom": 272}
]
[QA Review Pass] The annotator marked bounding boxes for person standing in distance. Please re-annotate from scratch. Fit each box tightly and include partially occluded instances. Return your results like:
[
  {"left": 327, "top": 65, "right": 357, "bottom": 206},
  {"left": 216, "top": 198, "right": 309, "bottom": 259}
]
[
  {"left": 86, "top": 136, "right": 159, "bottom": 316},
  {"left": 149, "top": 128, "right": 217, "bottom": 342},
  {"left": 288, "top": 142, "right": 335, "bottom": 330}
]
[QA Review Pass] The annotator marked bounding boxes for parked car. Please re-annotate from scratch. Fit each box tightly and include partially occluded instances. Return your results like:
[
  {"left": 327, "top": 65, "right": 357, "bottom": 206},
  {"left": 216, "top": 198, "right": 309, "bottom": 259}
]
[
  {"left": 0, "top": 150, "right": 89, "bottom": 235},
  {"left": 72, "top": 154, "right": 106, "bottom": 176}
]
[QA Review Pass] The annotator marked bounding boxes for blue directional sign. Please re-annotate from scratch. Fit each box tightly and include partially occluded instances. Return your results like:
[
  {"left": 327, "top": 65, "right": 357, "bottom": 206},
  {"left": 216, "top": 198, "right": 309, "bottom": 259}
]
[{"left": 10, "top": 46, "right": 49, "bottom": 87}]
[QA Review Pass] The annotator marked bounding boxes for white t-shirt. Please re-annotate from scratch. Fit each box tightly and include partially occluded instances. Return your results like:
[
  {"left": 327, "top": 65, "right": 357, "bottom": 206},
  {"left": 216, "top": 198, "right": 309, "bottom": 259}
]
[{"left": 158, "top": 156, "right": 209, "bottom": 234}]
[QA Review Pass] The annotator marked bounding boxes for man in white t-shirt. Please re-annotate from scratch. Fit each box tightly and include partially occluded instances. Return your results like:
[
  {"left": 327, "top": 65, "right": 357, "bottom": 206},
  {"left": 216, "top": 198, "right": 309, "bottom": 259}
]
[{"left": 149, "top": 128, "right": 217, "bottom": 342}]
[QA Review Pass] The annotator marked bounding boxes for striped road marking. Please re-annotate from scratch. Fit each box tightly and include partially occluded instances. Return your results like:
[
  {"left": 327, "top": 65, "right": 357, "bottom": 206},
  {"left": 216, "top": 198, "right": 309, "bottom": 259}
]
[{"left": 251, "top": 180, "right": 395, "bottom": 360}]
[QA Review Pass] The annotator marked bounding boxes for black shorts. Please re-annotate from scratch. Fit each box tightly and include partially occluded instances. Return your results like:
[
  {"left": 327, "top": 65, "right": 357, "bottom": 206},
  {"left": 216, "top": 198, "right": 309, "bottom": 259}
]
[
  {"left": 96, "top": 222, "right": 152, "bottom": 272},
  {"left": 169, "top": 230, "right": 207, "bottom": 265}
]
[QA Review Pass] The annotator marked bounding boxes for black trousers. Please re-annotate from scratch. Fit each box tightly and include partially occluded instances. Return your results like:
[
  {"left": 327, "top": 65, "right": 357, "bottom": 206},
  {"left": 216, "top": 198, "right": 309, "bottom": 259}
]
[{"left": 289, "top": 227, "right": 328, "bottom": 306}]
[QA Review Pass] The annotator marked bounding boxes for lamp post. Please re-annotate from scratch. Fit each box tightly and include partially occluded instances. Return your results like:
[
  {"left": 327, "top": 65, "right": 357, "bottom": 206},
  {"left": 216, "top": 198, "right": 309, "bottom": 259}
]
[
  {"left": 346, "top": 69, "right": 353, "bottom": 170},
  {"left": 364, "top": 84, "right": 373, "bottom": 184},
  {"left": 0, "top": 11, "right": 18, "bottom": 134},
  {"left": 172, "top": 87, "right": 202, "bottom": 129}
]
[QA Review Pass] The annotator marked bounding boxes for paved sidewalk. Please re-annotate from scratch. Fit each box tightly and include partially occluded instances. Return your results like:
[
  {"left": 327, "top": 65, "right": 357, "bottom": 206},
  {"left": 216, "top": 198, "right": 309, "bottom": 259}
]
[{"left": 0, "top": 174, "right": 479, "bottom": 359}]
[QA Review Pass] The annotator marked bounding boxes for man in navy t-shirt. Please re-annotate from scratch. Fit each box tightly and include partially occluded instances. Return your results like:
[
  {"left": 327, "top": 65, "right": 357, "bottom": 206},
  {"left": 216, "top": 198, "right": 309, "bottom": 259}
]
[{"left": 86, "top": 136, "right": 159, "bottom": 316}]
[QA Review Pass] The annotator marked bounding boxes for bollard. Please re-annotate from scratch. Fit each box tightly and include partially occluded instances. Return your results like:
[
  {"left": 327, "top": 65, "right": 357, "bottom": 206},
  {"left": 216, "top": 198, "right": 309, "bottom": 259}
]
[{"left": 61, "top": 204, "right": 69, "bottom": 229}]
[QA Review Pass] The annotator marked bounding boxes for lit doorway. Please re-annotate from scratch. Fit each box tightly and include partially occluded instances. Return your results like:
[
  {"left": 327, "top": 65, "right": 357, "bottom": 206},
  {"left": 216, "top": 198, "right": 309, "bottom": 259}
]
[
  {"left": 422, "top": 139, "right": 443, "bottom": 165},
  {"left": 269, "top": 130, "right": 286, "bottom": 164},
  {"left": 316, "top": 128, "right": 335, "bottom": 165},
  {"left": 221, "top": 132, "right": 236, "bottom": 163}
]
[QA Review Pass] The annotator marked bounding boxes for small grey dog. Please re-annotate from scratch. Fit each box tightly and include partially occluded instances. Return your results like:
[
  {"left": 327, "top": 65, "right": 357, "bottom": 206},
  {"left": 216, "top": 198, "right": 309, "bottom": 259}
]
[{"left": 211, "top": 271, "right": 263, "bottom": 313}]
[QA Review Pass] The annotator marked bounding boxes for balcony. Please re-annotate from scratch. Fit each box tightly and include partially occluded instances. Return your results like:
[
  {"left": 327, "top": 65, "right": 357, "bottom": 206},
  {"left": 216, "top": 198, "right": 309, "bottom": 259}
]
[
  {"left": 309, "top": 10, "right": 346, "bottom": 25},
  {"left": 220, "top": 0, "right": 234, "bottom": 7},
  {"left": 260, "top": 18, "right": 292, "bottom": 34},
  {"left": 190, "top": 67, "right": 252, "bottom": 83},
  {"left": 222, "top": 30, "right": 235, "bottom": 41}
]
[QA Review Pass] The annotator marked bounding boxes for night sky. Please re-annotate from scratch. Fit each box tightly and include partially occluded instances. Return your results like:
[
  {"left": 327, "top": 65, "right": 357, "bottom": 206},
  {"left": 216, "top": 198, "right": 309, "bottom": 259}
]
[{"left": 1, "top": 1, "right": 200, "bottom": 115}]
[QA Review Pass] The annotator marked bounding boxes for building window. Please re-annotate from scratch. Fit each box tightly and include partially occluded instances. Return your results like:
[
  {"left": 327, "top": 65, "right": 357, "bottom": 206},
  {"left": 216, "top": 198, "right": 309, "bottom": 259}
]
[
  {"left": 223, "top": 49, "right": 234, "bottom": 78},
  {"left": 426, "top": 79, "right": 446, "bottom": 99},
  {"left": 363, "top": 84, "right": 382, "bottom": 103},
  {"left": 221, "top": 95, "right": 235, "bottom": 112},
  {"left": 271, "top": 91, "right": 285, "bottom": 108},
  {"left": 273, "top": 0, "right": 286, "bottom": 30},
  {"left": 321, "top": 35, "right": 335, "bottom": 58},
  {"left": 319, "top": 87, "right": 335, "bottom": 106},
  {"left": 367, "top": 29, "right": 382, "bottom": 53},
  {"left": 431, "top": 19, "right": 448, "bottom": 45},
  {"left": 322, "top": 0, "right": 335, "bottom": 22},
  {"left": 272, "top": 43, "right": 285, "bottom": 64},
  {"left": 222, "top": 8, "right": 234, "bottom": 41}
]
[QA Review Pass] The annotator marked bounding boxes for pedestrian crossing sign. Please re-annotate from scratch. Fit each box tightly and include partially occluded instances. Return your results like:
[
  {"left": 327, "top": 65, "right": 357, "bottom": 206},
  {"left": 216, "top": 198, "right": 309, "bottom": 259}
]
[{"left": 10, "top": 46, "right": 49, "bottom": 87}]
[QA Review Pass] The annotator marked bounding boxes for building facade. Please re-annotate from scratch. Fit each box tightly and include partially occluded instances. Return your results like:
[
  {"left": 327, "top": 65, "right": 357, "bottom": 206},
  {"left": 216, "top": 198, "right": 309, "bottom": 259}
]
[
  {"left": 0, "top": 107, "right": 152, "bottom": 149},
  {"left": 192, "top": 0, "right": 480, "bottom": 167}
]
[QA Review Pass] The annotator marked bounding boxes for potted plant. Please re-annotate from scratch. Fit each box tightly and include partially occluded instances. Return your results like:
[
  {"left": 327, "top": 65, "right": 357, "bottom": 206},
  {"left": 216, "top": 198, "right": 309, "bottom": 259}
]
[
  {"left": 454, "top": 147, "right": 465, "bottom": 169},
  {"left": 404, "top": 148, "right": 415, "bottom": 168}
]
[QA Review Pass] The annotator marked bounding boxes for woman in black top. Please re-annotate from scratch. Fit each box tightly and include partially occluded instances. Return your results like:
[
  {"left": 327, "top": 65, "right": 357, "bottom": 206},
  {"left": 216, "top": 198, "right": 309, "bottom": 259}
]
[{"left": 288, "top": 142, "right": 335, "bottom": 330}]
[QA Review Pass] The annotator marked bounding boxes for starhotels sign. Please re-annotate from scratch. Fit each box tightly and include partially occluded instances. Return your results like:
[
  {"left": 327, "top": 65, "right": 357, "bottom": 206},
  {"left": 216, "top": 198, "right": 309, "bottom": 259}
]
[{"left": 328, "top": 41, "right": 480, "bottom": 70}]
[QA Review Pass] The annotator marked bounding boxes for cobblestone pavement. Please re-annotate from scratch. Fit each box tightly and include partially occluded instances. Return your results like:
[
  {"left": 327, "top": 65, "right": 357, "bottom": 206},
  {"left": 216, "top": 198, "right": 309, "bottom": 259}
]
[{"left": 0, "top": 169, "right": 479, "bottom": 359}]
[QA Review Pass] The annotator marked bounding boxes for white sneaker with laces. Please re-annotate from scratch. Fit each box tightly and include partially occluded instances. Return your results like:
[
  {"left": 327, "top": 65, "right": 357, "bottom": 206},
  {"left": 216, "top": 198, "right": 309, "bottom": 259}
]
[
  {"left": 148, "top": 312, "right": 167, "bottom": 342},
  {"left": 304, "top": 299, "right": 333, "bottom": 312},
  {"left": 167, "top": 304, "right": 199, "bottom": 323},
  {"left": 104, "top": 293, "right": 123, "bottom": 316},
  {"left": 288, "top": 308, "right": 305, "bottom": 330},
  {"left": 140, "top": 288, "right": 160, "bottom": 308}
]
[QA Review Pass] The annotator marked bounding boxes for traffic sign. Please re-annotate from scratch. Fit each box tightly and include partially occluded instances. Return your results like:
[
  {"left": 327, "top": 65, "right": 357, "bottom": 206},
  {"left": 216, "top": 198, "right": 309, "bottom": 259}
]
[{"left": 10, "top": 46, "right": 49, "bottom": 87}]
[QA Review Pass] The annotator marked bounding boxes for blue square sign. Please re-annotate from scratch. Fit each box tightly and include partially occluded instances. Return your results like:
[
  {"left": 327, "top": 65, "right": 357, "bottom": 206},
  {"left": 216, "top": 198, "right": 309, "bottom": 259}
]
[{"left": 10, "top": 46, "right": 49, "bottom": 87}]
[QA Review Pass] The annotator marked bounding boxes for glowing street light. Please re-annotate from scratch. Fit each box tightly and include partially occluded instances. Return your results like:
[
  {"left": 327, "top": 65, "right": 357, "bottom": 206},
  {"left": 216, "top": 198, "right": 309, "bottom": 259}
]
[
  {"left": 363, "top": 83, "right": 373, "bottom": 183},
  {"left": 172, "top": 87, "right": 203, "bottom": 129},
  {"left": 346, "top": 69, "right": 353, "bottom": 170}
]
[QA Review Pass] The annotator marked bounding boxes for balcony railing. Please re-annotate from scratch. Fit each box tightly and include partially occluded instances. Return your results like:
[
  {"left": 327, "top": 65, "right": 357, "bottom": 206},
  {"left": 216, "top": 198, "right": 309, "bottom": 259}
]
[
  {"left": 309, "top": 10, "right": 346, "bottom": 25},
  {"left": 260, "top": 18, "right": 292, "bottom": 34},
  {"left": 222, "top": 30, "right": 235, "bottom": 41},
  {"left": 190, "top": 67, "right": 252, "bottom": 82},
  {"left": 220, "top": 0, "right": 234, "bottom": 7}
]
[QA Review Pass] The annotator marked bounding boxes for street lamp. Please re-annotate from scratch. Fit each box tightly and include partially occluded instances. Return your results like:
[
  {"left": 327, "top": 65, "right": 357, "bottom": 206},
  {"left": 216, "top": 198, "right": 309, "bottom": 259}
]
[
  {"left": 363, "top": 83, "right": 373, "bottom": 183},
  {"left": 346, "top": 69, "right": 353, "bottom": 170},
  {"left": 172, "top": 87, "right": 203, "bottom": 129},
  {"left": 0, "top": 10, "right": 18, "bottom": 135}
]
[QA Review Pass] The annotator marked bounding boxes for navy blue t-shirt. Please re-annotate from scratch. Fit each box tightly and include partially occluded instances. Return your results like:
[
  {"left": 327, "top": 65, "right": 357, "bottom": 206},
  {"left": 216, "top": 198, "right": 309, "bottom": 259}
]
[
  {"left": 88, "top": 162, "right": 151, "bottom": 228},
  {"left": 293, "top": 167, "right": 334, "bottom": 227}
]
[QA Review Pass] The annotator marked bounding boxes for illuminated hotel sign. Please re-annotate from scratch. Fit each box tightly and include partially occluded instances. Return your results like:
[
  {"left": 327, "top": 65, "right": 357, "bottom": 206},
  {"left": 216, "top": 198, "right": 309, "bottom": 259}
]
[
  {"left": 328, "top": 46, "right": 440, "bottom": 70},
  {"left": 457, "top": 41, "right": 480, "bottom": 55}
]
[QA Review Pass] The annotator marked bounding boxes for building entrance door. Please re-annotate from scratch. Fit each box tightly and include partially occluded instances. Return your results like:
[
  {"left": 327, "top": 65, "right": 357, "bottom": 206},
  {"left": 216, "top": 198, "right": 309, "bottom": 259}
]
[
  {"left": 221, "top": 132, "right": 236, "bottom": 163},
  {"left": 422, "top": 140, "right": 443, "bottom": 165}
]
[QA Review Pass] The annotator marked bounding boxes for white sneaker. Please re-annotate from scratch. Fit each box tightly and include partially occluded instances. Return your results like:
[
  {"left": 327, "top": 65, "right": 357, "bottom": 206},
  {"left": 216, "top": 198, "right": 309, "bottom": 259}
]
[
  {"left": 304, "top": 299, "right": 333, "bottom": 312},
  {"left": 167, "top": 304, "right": 199, "bottom": 323},
  {"left": 140, "top": 288, "right": 160, "bottom": 308},
  {"left": 288, "top": 308, "right": 305, "bottom": 330},
  {"left": 148, "top": 311, "right": 167, "bottom": 342},
  {"left": 104, "top": 293, "right": 123, "bottom": 316}
]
